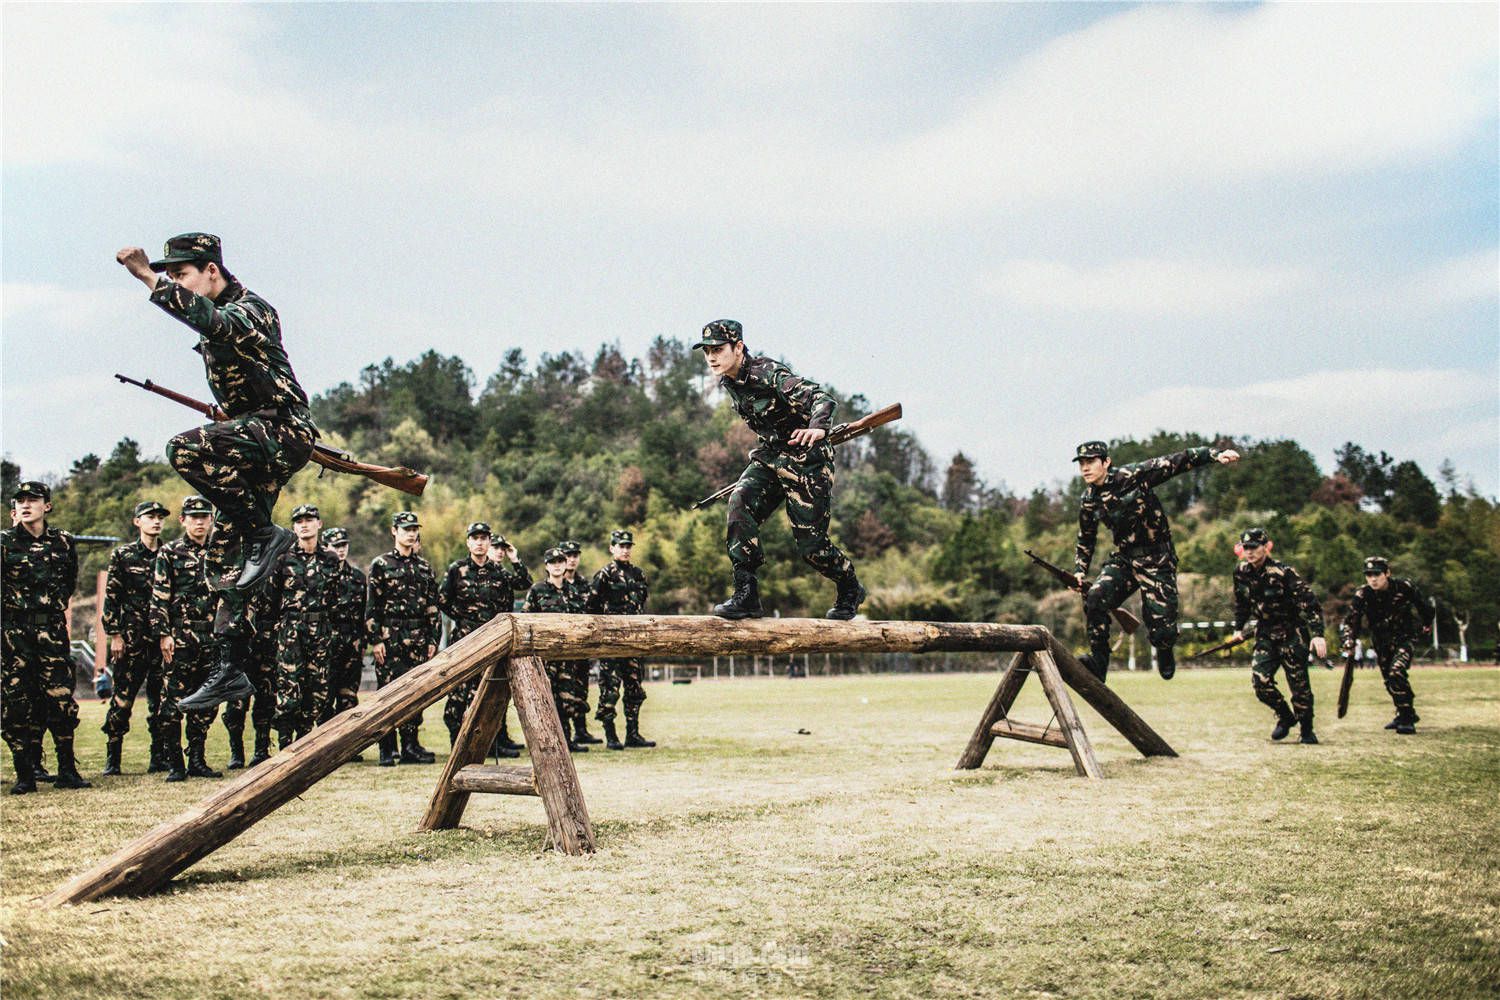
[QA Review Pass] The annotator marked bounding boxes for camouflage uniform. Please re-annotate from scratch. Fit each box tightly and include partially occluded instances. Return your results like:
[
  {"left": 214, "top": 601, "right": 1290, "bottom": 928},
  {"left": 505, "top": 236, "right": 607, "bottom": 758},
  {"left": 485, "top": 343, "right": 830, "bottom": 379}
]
[
  {"left": 1234, "top": 556, "right": 1324, "bottom": 729},
  {"left": 440, "top": 549, "right": 530, "bottom": 741},
  {"left": 523, "top": 571, "right": 587, "bottom": 728},
  {"left": 222, "top": 618, "right": 277, "bottom": 760},
  {"left": 586, "top": 553, "right": 650, "bottom": 729},
  {"left": 100, "top": 535, "right": 165, "bottom": 752},
  {"left": 1075, "top": 445, "right": 1219, "bottom": 675},
  {"left": 1341, "top": 569, "right": 1429, "bottom": 724},
  {"left": 263, "top": 540, "right": 344, "bottom": 739},
  {"left": 366, "top": 535, "right": 439, "bottom": 756},
  {"left": 560, "top": 544, "right": 594, "bottom": 726},
  {"left": 323, "top": 530, "right": 367, "bottom": 721},
  {"left": 151, "top": 531, "right": 222, "bottom": 756}
]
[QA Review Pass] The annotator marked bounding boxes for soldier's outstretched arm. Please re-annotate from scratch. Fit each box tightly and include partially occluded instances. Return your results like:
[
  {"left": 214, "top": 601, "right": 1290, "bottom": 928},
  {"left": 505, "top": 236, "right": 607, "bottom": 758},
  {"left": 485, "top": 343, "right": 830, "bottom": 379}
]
[{"left": 1127, "top": 446, "right": 1227, "bottom": 492}]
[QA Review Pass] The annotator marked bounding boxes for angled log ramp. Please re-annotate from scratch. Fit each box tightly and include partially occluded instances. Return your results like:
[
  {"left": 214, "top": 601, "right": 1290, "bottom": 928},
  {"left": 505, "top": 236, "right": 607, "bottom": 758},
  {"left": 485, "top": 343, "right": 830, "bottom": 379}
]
[{"left": 48, "top": 615, "right": 1065, "bottom": 906}]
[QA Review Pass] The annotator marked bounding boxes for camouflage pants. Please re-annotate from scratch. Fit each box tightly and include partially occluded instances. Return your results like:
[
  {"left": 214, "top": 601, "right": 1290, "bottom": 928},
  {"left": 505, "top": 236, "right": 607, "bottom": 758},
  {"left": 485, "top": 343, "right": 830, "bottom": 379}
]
[
  {"left": 542, "top": 660, "right": 591, "bottom": 727},
  {"left": 223, "top": 630, "right": 276, "bottom": 735},
  {"left": 595, "top": 658, "right": 645, "bottom": 725},
  {"left": 1, "top": 618, "right": 80, "bottom": 757},
  {"left": 323, "top": 628, "right": 363, "bottom": 722},
  {"left": 727, "top": 452, "right": 855, "bottom": 581},
  {"left": 1085, "top": 551, "right": 1179, "bottom": 674},
  {"left": 375, "top": 629, "right": 431, "bottom": 740},
  {"left": 159, "top": 629, "right": 221, "bottom": 744},
  {"left": 273, "top": 622, "right": 330, "bottom": 735},
  {"left": 101, "top": 633, "right": 163, "bottom": 741},
  {"left": 1374, "top": 641, "right": 1417, "bottom": 718},
  {"left": 1252, "top": 629, "right": 1313, "bottom": 723}
]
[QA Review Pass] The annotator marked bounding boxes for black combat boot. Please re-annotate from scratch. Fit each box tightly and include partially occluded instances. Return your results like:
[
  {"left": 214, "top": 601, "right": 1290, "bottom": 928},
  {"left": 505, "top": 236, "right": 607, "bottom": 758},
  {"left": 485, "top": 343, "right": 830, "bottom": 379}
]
[
  {"left": 103, "top": 738, "right": 124, "bottom": 776},
  {"left": 1384, "top": 717, "right": 1400, "bottom": 730},
  {"left": 178, "top": 641, "right": 255, "bottom": 711},
  {"left": 406, "top": 732, "right": 436, "bottom": 763},
  {"left": 9, "top": 748, "right": 36, "bottom": 795},
  {"left": 53, "top": 742, "right": 93, "bottom": 789},
  {"left": 1079, "top": 654, "right": 1107, "bottom": 682},
  {"left": 277, "top": 729, "right": 296, "bottom": 752},
  {"left": 248, "top": 728, "right": 273, "bottom": 767},
  {"left": 624, "top": 721, "right": 656, "bottom": 748},
  {"left": 1298, "top": 718, "right": 1319, "bottom": 745},
  {"left": 826, "top": 573, "right": 867, "bottom": 621},
  {"left": 1395, "top": 712, "right": 1417, "bottom": 735},
  {"left": 574, "top": 717, "right": 603, "bottom": 745},
  {"left": 1155, "top": 645, "right": 1176, "bottom": 680},
  {"left": 399, "top": 728, "right": 433, "bottom": 764},
  {"left": 1270, "top": 712, "right": 1295, "bottom": 741},
  {"left": 30, "top": 739, "right": 54, "bottom": 784},
  {"left": 147, "top": 731, "right": 167, "bottom": 774},
  {"left": 497, "top": 722, "right": 524, "bottom": 752},
  {"left": 713, "top": 571, "right": 763, "bottom": 620},
  {"left": 378, "top": 733, "right": 399, "bottom": 767},
  {"left": 163, "top": 723, "right": 187, "bottom": 782},
  {"left": 226, "top": 728, "right": 247, "bottom": 770},
  {"left": 235, "top": 523, "right": 296, "bottom": 591},
  {"left": 186, "top": 741, "right": 223, "bottom": 778},
  {"left": 490, "top": 736, "right": 520, "bottom": 761},
  {"left": 603, "top": 720, "right": 624, "bottom": 751}
]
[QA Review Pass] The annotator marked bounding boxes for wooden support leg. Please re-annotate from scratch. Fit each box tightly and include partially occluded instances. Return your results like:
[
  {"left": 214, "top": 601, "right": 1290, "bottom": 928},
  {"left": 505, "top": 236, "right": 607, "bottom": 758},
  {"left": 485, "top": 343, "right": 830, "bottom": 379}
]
[
  {"left": 507, "top": 656, "right": 594, "bottom": 854},
  {"left": 956, "top": 652, "right": 1031, "bottom": 769},
  {"left": 1047, "top": 636, "right": 1176, "bottom": 757},
  {"left": 419, "top": 659, "right": 513, "bottom": 832},
  {"left": 1031, "top": 649, "right": 1104, "bottom": 780}
]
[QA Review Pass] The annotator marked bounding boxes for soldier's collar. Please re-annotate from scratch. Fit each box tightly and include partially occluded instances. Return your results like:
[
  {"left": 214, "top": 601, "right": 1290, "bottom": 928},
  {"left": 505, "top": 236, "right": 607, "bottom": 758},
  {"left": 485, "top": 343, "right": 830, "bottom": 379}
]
[{"left": 211, "top": 277, "right": 245, "bottom": 306}]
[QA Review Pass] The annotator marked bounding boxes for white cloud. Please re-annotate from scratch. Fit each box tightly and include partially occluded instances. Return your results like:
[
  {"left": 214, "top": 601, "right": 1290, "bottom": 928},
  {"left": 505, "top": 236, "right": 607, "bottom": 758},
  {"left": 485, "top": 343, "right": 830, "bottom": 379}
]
[
  {"left": 1, "top": 282, "right": 132, "bottom": 331},
  {"left": 979, "top": 258, "right": 1309, "bottom": 315},
  {"left": 1392, "top": 249, "right": 1499, "bottom": 309}
]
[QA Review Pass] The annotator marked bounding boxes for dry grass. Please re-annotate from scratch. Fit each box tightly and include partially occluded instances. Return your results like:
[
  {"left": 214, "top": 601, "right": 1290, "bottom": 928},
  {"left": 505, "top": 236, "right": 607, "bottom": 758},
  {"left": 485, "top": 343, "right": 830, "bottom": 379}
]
[{"left": 3, "top": 666, "right": 1497, "bottom": 999}]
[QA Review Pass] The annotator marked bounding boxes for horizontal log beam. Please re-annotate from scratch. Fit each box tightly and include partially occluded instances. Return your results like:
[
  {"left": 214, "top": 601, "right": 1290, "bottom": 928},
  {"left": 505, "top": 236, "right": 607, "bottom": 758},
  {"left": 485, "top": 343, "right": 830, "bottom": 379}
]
[
  {"left": 451, "top": 764, "right": 537, "bottom": 796},
  {"left": 990, "top": 718, "right": 1069, "bottom": 748}
]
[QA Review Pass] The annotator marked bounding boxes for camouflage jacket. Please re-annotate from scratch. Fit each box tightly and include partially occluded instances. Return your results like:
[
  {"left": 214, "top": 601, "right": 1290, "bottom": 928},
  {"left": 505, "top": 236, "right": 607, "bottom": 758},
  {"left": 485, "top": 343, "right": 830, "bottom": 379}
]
[
  {"left": 102, "top": 539, "right": 162, "bottom": 636},
  {"left": 328, "top": 561, "right": 367, "bottom": 635},
  {"left": 586, "top": 560, "right": 649, "bottom": 615},
  {"left": 149, "top": 276, "right": 312, "bottom": 420},
  {"left": 366, "top": 550, "right": 439, "bottom": 646},
  {"left": 1, "top": 524, "right": 77, "bottom": 619},
  {"left": 720, "top": 355, "right": 836, "bottom": 460},
  {"left": 440, "top": 556, "right": 530, "bottom": 634},
  {"left": 1233, "top": 558, "right": 1323, "bottom": 636},
  {"left": 1340, "top": 578, "right": 1431, "bottom": 647},
  {"left": 263, "top": 544, "right": 344, "bottom": 628},
  {"left": 1075, "top": 447, "right": 1216, "bottom": 574},
  {"left": 523, "top": 578, "right": 582, "bottom": 614},
  {"left": 150, "top": 536, "right": 216, "bottom": 637},
  {"left": 564, "top": 574, "right": 591, "bottom": 609}
]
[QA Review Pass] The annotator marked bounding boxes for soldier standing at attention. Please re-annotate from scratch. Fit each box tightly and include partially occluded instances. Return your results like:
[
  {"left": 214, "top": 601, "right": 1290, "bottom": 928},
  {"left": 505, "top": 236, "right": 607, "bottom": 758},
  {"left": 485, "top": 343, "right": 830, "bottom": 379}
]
[
  {"left": 1340, "top": 557, "right": 1430, "bottom": 734},
  {"left": 2, "top": 481, "right": 89, "bottom": 793},
  {"left": 263, "top": 505, "right": 342, "bottom": 749},
  {"left": 1232, "top": 528, "right": 1328, "bottom": 744},
  {"left": 116, "top": 234, "right": 317, "bottom": 711},
  {"left": 694, "top": 319, "right": 865, "bottom": 622},
  {"left": 557, "top": 538, "right": 600, "bottom": 746},
  {"left": 150, "top": 496, "right": 225, "bottom": 781},
  {"left": 586, "top": 530, "right": 655, "bottom": 750},
  {"left": 1072, "top": 439, "right": 1240, "bottom": 681},
  {"left": 366, "top": 512, "right": 439, "bottom": 766},
  {"left": 440, "top": 522, "right": 530, "bottom": 751},
  {"left": 100, "top": 499, "right": 170, "bottom": 776},
  {"left": 524, "top": 548, "right": 590, "bottom": 753},
  {"left": 221, "top": 614, "right": 277, "bottom": 769},
  {"left": 321, "top": 527, "right": 367, "bottom": 727}
]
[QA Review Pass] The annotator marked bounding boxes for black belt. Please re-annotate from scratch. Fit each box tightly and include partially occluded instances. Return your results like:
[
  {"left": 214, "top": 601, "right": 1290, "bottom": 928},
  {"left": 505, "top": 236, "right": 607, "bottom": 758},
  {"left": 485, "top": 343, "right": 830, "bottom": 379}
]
[{"left": 7, "top": 610, "right": 62, "bottom": 626}]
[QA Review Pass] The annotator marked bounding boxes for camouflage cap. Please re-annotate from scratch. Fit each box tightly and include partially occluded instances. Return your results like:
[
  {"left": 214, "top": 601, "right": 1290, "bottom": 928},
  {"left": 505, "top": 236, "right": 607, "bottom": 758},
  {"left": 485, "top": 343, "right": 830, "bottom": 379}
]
[
  {"left": 180, "top": 495, "right": 213, "bottom": 516},
  {"left": 467, "top": 522, "right": 492, "bottom": 537},
  {"left": 322, "top": 527, "right": 350, "bottom": 545},
  {"left": 150, "top": 232, "right": 223, "bottom": 272},
  {"left": 610, "top": 529, "right": 634, "bottom": 546},
  {"left": 1240, "top": 527, "right": 1270, "bottom": 547},
  {"left": 543, "top": 546, "right": 567, "bottom": 564},
  {"left": 1073, "top": 441, "right": 1109, "bottom": 462},
  {"left": 291, "top": 503, "right": 321, "bottom": 521},
  {"left": 392, "top": 511, "right": 420, "bottom": 529},
  {"left": 559, "top": 539, "right": 582, "bottom": 556},
  {"left": 133, "top": 499, "right": 169, "bottom": 518},
  {"left": 12, "top": 480, "right": 50, "bottom": 501},
  {"left": 1364, "top": 556, "right": 1390, "bottom": 575},
  {"left": 693, "top": 319, "right": 743, "bottom": 351}
]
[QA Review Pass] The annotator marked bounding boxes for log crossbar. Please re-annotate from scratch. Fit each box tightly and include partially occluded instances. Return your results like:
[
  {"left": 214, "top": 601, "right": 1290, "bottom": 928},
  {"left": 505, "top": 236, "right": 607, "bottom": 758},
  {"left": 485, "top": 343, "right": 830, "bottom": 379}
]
[{"left": 46, "top": 616, "right": 1084, "bottom": 906}]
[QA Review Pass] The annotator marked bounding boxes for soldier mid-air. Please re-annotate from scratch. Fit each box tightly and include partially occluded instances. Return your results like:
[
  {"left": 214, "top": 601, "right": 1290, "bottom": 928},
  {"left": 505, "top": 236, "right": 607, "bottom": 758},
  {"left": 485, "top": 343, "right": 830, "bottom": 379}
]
[
  {"left": 366, "top": 511, "right": 439, "bottom": 766},
  {"left": 2, "top": 481, "right": 89, "bottom": 793},
  {"left": 557, "top": 538, "right": 599, "bottom": 746},
  {"left": 263, "top": 505, "right": 342, "bottom": 749},
  {"left": 695, "top": 319, "right": 864, "bottom": 622},
  {"left": 1340, "top": 557, "right": 1430, "bottom": 734},
  {"left": 321, "top": 527, "right": 367, "bottom": 728},
  {"left": 586, "top": 530, "right": 655, "bottom": 750},
  {"left": 1072, "top": 439, "right": 1240, "bottom": 681},
  {"left": 116, "top": 233, "right": 318, "bottom": 711},
  {"left": 524, "top": 548, "right": 591, "bottom": 753},
  {"left": 1232, "top": 528, "right": 1328, "bottom": 744},
  {"left": 100, "top": 499, "right": 170, "bottom": 776}
]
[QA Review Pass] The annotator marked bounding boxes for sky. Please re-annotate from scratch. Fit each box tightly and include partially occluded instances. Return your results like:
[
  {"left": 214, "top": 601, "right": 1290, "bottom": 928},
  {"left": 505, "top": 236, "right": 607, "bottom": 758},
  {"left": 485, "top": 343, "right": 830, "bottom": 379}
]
[{"left": 3, "top": 3, "right": 1497, "bottom": 500}]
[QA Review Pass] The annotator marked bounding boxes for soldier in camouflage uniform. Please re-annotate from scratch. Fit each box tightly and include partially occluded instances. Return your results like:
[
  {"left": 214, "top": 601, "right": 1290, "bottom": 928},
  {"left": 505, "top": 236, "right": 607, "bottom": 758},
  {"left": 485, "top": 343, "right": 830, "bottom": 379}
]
[
  {"left": 524, "top": 548, "right": 590, "bottom": 753},
  {"left": 321, "top": 527, "right": 367, "bottom": 728},
  {"left": 1340, "top": 556, "right": 1430, "bottom": 734},
  {"left": 117, "top": 234, "right": 318, "bottom": 711},
  {"left": 1073, "top": 439, "right": 1241, "bottom": 681},
  {"left": 1232, "top": 528, "right": 1328, "bottom": 744},
  {"left": 150, "top": 496, "right": 225, "bottom": 781},
  {"left": 100, "top": 499, "right": 170, "bottom": 776},
  {"left": 440, "top": 522, "right": 530, "bottom": 751},
  {"left": 586, "top": 530, "right": 656, "bottom": 750},
  {"left": 557, "top": 539, "right": 600, "bottom": 745},
  {"left": 2, "top": 481, "right": 90, "bottom": 793},
  {"left": 694, "top": 320, "right": 865, "bottom": 621},
  {"left": 262, "top": 505, "right": 343, "bottom": 748},
  {"left": 221, "top": 616, "right": 277, "bottom": 768},
  {"left": 366, "top": 511, "right": 439, "bottom": 766}
]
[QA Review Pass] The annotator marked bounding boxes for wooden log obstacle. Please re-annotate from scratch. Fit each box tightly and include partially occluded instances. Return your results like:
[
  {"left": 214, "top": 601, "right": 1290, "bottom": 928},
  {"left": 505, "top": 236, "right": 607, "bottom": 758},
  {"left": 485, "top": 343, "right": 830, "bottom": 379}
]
[{"left": 45, "top": 616, "right": 1173, "bottom": 906}]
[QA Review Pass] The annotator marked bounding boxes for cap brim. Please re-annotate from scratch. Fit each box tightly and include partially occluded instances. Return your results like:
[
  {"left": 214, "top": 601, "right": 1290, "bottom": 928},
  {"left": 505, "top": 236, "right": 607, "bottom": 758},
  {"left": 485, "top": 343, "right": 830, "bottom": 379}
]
[{"left": 693, "top": 339, "right": 731, "bottom": 350}]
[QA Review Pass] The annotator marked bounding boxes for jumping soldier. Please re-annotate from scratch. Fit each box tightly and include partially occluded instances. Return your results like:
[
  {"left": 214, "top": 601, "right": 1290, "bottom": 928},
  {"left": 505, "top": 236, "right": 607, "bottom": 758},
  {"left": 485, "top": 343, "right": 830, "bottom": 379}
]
[
  {"left": 321, "top": 527, "right": 367, "bottom": 729},
  {"left": 116, "top": 233, "right": 318, "bottom": 712},
  {"left": 1232, "top": 528, "right": 1327, "bottom": 744},
  {"left": 440, "top": 522, "right": 530, "bottom": 753},
  {"left": 586, "top": 530, "right": 655, "bottom": 750},
  {"left": 150, "top": 495, "right": 225, "bottom": 781},
  {"left": 524, "top": 548, "right": 590, "bottom": 753},
  {"left": 1340, "top": 557, "right": 1430, "bottom": 734},
  {"left": 1072, "top": 439, "right": 1241, "bottom": 681},
  {"left": 2, "top": 481, "right": 89, "bottom": 793},
  {"left": 557, "top": 538, "right": 599, "bottom": 746},
  {"left": 366, "top": 511, "right": 439, "bottom": 766},
  {"left": 263, "top": 505, "right": 342, "bottom": 749},
  {"left": 694, "top": 319, "right": 865, "bottom": 621},
  {"left": 100, "top": 499, "right": 170, "bottom": 776}
]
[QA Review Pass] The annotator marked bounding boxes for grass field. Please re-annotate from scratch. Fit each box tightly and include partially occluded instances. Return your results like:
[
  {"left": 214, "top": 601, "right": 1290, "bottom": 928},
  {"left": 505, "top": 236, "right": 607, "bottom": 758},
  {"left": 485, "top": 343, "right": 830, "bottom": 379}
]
[{"left": 2, "top": 665, "right": 1497, "bottom": 999}]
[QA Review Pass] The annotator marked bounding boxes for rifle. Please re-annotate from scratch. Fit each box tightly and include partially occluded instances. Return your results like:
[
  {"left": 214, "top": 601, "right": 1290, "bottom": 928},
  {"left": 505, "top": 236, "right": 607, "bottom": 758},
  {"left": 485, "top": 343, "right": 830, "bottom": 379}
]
[
  {"left": 691, "top": 403, "right": 903, "bottom": 510},
  {"left": 1336, "top": 652, "right": 1356, "bottom": 718},
  {"left": 1191, "top": 631, "right": 1251, "bottom": 659},
  {"left": 115, "top": 374, "right": 428, "bottom": 496},
  {"left": 1023, "top": 549, "right": 1140, "bottom": 635}
]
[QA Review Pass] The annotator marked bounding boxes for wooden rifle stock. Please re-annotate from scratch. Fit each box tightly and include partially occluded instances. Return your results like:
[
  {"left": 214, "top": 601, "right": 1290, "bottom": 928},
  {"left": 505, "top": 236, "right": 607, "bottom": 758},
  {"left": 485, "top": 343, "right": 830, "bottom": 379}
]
[
  {"left": 115, "top": 373, "right": 428, "bottom": 496},
  {"left": 1022, "top": 549, "right": 1141, "bottom": 635},
  {"left": 1336, "top": 653, "right": 1356, "bottom": 717},
  {"left": 1191, "top": 632, "right": 1250, "bottom": 659}
]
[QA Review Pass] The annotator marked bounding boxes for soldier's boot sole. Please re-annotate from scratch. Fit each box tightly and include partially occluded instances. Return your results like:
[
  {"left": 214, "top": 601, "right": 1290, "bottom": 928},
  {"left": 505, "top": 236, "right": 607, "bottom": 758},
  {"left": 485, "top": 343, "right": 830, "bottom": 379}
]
[{"left": 178, "top": 670, "right": 255, "bottom": 712}]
